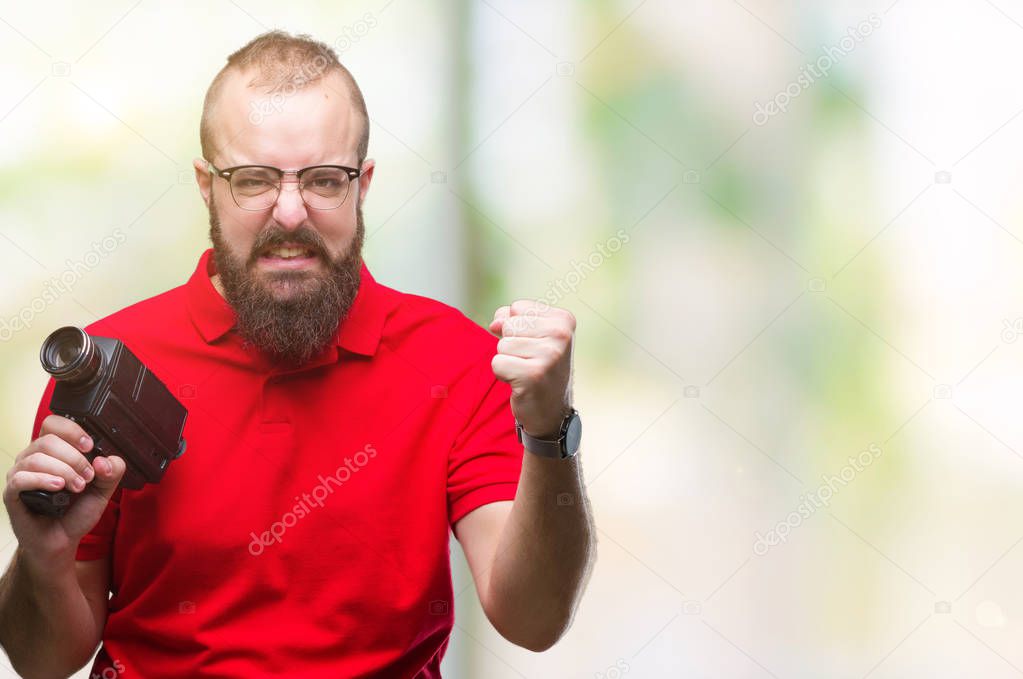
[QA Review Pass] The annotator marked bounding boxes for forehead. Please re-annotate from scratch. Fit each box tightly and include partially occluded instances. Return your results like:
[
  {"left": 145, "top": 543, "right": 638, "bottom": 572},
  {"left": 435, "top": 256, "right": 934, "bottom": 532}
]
[{"left": 212, "top": 68, "right": 360, "bottom": 168}]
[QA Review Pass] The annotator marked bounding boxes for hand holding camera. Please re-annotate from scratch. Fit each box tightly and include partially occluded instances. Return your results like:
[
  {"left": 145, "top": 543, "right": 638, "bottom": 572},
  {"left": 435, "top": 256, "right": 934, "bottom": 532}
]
[
  {"left": 2, "top": 416, "right": 126, "bottom": 572},
  {"left": 2, "top": 326, "right": 187, "bottom": 569}
]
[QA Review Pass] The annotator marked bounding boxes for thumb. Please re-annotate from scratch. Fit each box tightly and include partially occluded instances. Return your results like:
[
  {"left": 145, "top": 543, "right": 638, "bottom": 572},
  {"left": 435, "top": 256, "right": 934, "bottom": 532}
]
[
  {"left": 489, "top": 305, "right": 511, "bottom": 337},
  {"left": 61, "top": 455, "right": 126, "bottom": 540},
  {"left": 88, "top": 455, "right": 126, "bottom": 499}
]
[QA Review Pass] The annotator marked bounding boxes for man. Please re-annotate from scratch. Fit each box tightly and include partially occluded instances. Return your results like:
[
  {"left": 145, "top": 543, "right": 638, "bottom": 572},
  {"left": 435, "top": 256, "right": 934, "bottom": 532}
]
[{"left": 0, "top": 30, "right": 595, "bottom": 678}]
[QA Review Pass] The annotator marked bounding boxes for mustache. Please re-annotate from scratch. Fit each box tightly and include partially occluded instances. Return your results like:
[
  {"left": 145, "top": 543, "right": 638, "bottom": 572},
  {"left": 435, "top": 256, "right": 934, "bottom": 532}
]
[{"left": 246, "top": 225, "right": 327, "bottom": 265}]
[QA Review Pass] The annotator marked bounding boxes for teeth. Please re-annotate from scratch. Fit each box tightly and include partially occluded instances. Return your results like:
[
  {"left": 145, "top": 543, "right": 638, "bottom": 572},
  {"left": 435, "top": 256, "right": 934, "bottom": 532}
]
[{"left": 265, "top": 246, "right": 311, "bottom": 259}]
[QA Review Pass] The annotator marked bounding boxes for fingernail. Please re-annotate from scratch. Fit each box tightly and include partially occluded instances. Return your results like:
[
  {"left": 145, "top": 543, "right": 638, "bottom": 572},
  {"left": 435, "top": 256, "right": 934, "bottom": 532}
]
[
  {"left": 82, "top": 466, "right": 94, "bottom": 481},
  {"left": 72, "top": 477, "right": 85, "bottom": 491},
  {"left": 79, "top": 436, "right": 92, "bottom": 451}
]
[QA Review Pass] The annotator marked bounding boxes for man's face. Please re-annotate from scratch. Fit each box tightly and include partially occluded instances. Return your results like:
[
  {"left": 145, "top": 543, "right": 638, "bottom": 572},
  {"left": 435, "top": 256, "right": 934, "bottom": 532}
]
[{"left": 194, "top": 69, "right": 375, "bottom": 366}]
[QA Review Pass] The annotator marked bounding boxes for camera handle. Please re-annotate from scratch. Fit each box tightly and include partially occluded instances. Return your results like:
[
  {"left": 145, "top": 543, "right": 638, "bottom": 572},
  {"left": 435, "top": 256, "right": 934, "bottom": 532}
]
[{"left": 19, "top": 487, "right": 76, "bottom": 518}]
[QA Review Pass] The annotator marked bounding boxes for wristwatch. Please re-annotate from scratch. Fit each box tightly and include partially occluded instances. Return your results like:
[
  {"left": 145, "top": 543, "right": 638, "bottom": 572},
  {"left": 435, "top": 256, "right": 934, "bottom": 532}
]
[{"left": 516, "top": 409, "right": 582, "bottom": 459}]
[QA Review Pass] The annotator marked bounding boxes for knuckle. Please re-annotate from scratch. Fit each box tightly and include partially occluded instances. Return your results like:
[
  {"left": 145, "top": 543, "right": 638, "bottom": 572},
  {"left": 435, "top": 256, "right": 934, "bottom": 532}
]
[
  {"left": 547, "top": 343, "right": 566, "bottom": 361},
  {"left": 39, "top": 432, "right": 70, "bottom": 453},
  {"left": 14, "top": 470, "right": 53, "bottom": 490},
  {"left": 551, "top": 326, "right": 571, "bottom": 342},
  {"left": 25, "top": 451, "right": 48, "bottom": 467}
]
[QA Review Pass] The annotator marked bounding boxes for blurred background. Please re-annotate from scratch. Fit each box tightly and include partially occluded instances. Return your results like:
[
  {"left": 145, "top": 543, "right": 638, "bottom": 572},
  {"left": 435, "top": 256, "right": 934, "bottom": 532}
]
[{"left": 2, "top": 0, "right": 1023, "bottom": 676}]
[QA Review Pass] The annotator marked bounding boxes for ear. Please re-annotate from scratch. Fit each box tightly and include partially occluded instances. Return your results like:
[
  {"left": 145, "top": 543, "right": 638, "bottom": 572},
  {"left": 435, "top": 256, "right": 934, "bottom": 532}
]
[
  {"left": 356, "top": 158, "right": 375, "bottom": 205},
  {"left": 193, "top": 157, "right": 213, "bottom": 208}
]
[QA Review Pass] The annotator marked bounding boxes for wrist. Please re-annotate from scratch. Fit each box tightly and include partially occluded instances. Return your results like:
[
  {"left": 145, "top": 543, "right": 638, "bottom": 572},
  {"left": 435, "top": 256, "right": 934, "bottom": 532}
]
[
  {"left": 18, "top": 545, "right": 77, "bottom": 585},
  {"left": 517, "top": 407, "right": 581, "bottom": 459},
  {"left": 520, "top": 405, "right": 574, "bottom": 440}
]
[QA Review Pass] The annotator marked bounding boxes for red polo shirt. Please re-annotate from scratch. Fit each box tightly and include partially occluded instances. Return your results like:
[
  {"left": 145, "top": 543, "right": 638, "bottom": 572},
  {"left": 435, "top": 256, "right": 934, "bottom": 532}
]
[{"left": 30, "top": 248, "right": 523, "bottom": 678}]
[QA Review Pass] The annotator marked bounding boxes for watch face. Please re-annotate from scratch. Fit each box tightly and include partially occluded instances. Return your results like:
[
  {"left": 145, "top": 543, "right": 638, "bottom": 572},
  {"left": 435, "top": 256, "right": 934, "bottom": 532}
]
[{"left": 564, "top": 412, "right": 582, "bottom": 455}]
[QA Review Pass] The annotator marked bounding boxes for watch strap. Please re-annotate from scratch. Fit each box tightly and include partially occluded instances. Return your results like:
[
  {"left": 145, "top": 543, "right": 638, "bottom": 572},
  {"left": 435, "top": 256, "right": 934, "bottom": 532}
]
[
  {"left": 516, "top": 422, "right": 565, "bottom": 458},
  {"left": 516, "top": 409, "right": 579, "bottom": 459}
]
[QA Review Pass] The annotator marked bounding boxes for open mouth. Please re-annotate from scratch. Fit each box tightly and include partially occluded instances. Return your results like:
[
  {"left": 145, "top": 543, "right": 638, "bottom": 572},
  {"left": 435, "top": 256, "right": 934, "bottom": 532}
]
[{"left": 257, "top": 244, "right": 319, "bottom": 270}]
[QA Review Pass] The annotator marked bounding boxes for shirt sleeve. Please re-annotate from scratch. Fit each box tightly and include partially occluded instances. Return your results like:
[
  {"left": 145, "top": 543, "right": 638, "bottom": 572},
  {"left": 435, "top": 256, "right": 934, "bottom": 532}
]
[
  {"left": 447, "top": 361, "right": 524, "bottom": 528},
  {"left": 30, "top": 377, "right": 119, "bottom": 562}
]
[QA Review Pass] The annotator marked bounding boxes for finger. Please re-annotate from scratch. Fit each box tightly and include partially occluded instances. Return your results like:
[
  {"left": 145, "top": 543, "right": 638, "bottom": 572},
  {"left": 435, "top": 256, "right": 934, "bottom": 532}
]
[
  {"left": 55, "top": 455, "right": 125, "bottom": 539},
  {"left": 501, "top": 314, "right": 572, "bottom": 339},
  {"left": 86, "top": 455, "right": 126, "bottom": 496},
  {"left": 5, "top": 469, "right": 69, "bottom": 497},
  {"left": 510, "top": 300, "right": 575, "bottom": 329},
  {"left": 19, "top": 451, "right": 89, "bottom": 493},
  {"left": 496, "top": 336, "right": 557, "bottom": 360},
  {"left": 38, "top": 415, "right": 93, "bottom": 454},
  {"left": 32, "top": 434, "right": 95, "bottom": 483},
  {"left": 491, "top": 353, "right": 539, "bottom": 385},
  {"left": 509, "top": 299, "right": 549, "bottom": 316},
  {"left": 489, "top": 306, "right": 511, "bottom": 336}
]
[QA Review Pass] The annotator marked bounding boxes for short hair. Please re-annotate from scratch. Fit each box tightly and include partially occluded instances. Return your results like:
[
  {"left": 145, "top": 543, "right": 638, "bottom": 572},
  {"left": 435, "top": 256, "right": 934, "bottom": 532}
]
[{"left": 199, "top": 30, "right": 369, "bottom": 165}]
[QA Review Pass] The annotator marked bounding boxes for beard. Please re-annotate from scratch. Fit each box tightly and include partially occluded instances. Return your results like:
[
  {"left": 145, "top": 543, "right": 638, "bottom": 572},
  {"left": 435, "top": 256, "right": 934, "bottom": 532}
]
[{"left": 208, "top": 201, "right": 365, "bottom": 367}]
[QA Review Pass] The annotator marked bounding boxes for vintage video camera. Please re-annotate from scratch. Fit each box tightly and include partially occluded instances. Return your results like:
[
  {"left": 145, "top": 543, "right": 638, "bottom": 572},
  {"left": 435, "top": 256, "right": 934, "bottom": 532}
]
[{"left": 20, "top": 327, "right": 188, "bottom": 517}]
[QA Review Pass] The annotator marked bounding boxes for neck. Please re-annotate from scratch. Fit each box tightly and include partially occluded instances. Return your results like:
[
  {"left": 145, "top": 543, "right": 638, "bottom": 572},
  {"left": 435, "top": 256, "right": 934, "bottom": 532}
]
[{"left": 210, "top": 273, "right": 226, "bottom": 299}]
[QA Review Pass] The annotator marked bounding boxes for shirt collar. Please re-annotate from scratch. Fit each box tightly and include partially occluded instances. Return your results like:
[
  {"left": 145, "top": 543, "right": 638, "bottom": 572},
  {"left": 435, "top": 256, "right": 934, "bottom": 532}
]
[{"left": 185, "top": 248, "right": 390, "bottom": 358}]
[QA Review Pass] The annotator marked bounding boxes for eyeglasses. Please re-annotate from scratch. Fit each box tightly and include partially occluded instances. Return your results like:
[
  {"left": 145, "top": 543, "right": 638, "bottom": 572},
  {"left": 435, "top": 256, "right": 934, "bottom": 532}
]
[{"left": 206, "top": 161, "right": 361, "bottom": 211}]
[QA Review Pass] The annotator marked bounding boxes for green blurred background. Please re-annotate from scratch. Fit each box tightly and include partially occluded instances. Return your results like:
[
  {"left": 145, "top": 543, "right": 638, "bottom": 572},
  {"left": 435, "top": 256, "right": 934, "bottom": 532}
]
[{"left": 4, "top": 1, "right": 1023, "bottom": 677}]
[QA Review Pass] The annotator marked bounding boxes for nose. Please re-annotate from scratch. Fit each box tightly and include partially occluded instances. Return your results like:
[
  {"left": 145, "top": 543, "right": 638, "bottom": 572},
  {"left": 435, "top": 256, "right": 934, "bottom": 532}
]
[{"left": 271, "top": 177, "right": 308, "bottom": 230}]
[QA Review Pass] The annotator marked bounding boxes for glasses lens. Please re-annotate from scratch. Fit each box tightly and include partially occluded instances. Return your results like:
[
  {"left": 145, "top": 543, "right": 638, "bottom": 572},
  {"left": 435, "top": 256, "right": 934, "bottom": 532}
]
[
  {"left": 301, "top": 168, "right": 351, "bottom": 209},
  {"left": 230, "top": 167, "right": 279, "bottom": 209}
]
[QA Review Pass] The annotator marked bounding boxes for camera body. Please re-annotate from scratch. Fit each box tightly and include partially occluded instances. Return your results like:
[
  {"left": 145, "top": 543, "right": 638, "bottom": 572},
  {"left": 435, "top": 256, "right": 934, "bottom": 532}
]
[{"left": 20, "top": 327, "right": 188, "bottom": 517}]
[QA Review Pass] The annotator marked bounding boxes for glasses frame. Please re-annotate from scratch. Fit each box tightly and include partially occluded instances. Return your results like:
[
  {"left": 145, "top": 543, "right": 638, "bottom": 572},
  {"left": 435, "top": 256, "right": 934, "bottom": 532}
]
[{"left": 206, "top": 160, "right": 362, "bottom": 211}]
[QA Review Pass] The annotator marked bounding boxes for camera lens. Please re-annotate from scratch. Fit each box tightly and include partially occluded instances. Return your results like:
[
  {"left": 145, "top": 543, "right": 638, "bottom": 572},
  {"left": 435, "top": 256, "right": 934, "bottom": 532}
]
[{"left": 40, "top": 327, "right": 101, "bottom": 385}]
